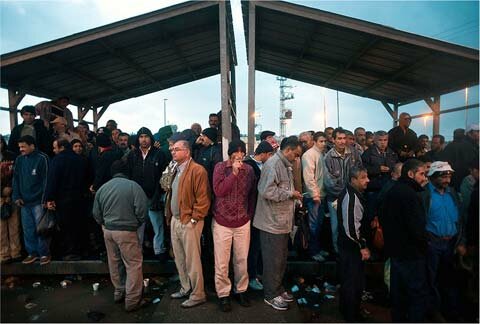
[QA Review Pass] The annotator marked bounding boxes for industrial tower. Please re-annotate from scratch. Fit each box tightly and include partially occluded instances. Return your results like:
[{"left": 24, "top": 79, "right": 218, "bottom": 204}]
[{"left": 277, "top": 76, "right": 294, "bottom": 138}]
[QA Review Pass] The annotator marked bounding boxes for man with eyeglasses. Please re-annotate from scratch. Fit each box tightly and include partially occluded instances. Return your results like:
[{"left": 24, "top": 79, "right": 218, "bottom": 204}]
[
  {"left": 388, "top": 112, "right": 418, "bottom": 162},
  {"left": 166, "top": 140, "right": 210, "bottom": 308}
]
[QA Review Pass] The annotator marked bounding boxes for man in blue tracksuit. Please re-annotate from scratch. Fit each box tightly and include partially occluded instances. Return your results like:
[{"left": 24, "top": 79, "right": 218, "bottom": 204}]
[{"left": 12, "top": 135, "right": 50, "bottom": 265}]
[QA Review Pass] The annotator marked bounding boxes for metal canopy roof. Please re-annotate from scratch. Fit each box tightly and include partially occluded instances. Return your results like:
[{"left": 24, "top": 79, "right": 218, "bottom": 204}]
[
  {"left": 1, "top": 1, "right": 236, "bottom": 108},
  {"left": 242, "top": 1, "right": 479, "bottom": 106}
]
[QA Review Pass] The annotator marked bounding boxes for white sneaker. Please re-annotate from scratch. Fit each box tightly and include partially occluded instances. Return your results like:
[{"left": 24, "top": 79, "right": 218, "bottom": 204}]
[
  {"left": 264, "top": 296, "right": 288, "bottom": 311},
  {"left": 249, "top": 278, "right": 264, "bottom": 291},
  {"left": 280, "top": 291, "right": 294, "bottom": 302},
  {"left": 311, "top": 253, "right": 326, "bottom": 262}
]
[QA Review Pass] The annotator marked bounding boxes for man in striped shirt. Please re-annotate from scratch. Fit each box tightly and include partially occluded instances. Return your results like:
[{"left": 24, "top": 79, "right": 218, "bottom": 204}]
[{"left": 337, "top": 166, "right": 370, "bottom": 322}]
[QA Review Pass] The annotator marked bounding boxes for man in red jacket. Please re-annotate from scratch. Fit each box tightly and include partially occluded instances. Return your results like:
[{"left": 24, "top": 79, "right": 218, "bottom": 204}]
[{"left": 212, "top": 140, "right": 255, "bottom": 312}]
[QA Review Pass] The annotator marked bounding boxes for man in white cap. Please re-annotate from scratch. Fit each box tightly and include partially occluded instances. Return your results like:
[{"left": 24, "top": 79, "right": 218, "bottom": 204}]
[{"left": 421, "top": 161, "right": 466, "bottom": 321}]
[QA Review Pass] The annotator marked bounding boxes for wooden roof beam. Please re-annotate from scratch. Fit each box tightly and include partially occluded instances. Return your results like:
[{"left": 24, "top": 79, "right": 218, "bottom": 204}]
[{"left": 287, "top": 23, "right": 317, "bottom": 79}]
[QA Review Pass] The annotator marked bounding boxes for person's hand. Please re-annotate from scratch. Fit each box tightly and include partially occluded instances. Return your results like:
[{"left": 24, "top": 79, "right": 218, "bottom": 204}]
[
  {"left": 232, "top": 160, "right": 242, "bottom": 175},
  {"left": 195, "top": 136, "right": 204, "bottom": 144},
  {"left": 407, "top": 150, "right": 415, "bottom": 157},
  {"left": 456, "top": 244, "right": 467, "bottom": 257},
  {"left": 380, "top": 165, "right": 390, "bottom": 173},
  {"left": 360, "top": 248, "right": 371, "bottom": 261},
  {"left": 15, "top": 199, "right": 24, "bottom": 207},
  {"left": 291, "top": 190, "right": 302, "bottom": 200},
  {"left": 46, "top": 201, "right": 56, "bottom": 210},
  {"left": 313, "top": 196, "right": 320, "bottom": 203},
  {"left": 89, "top": 185, "right": 96, "bottom": 195},
  {"left": 370, "top": 216, "right": 379, "bottom": 229}
]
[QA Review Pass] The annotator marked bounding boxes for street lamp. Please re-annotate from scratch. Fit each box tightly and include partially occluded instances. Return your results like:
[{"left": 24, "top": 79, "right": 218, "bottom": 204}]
[{"left": 163, "top": 99, "right": 168, "bottom": 126}]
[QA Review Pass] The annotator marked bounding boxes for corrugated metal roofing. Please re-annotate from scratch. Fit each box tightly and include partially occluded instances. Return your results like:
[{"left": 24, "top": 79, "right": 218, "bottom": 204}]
[
  {"left": 1, "top": 1, "right": 236, "bottom": 108},
  {"left": 242, "top": 1, "right": 479, "bottom": 105}
]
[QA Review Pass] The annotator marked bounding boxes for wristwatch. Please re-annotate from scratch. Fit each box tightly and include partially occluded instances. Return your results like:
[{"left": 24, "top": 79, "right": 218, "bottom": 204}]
[{"left": 190, "top": 218, "right": 198, "bottom": 225}]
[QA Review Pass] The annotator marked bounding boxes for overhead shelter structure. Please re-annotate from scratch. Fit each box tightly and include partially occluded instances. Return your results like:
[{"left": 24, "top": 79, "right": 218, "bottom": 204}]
[
  {"left": 1, "top": 0, "right": 237, "bottom": 150},
  {"left": 243, "top": 0, "right": 479, "bottom": 153}
]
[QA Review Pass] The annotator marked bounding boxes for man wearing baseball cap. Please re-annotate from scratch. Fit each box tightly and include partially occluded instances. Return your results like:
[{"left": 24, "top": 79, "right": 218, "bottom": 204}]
[{"left": 421, "top": 161, "right": 465, "bottom": 321}]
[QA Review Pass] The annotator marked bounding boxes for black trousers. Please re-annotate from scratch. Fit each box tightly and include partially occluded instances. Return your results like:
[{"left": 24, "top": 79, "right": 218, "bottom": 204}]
[
  {"left": 54, "top": 197, "right": 85, "bottom": 257},
  {"left": 260, "top": 230, "right": 289, "bottom": 300},
  {"left": 338, "top": 238, "right": 365, "bottom": 322}
]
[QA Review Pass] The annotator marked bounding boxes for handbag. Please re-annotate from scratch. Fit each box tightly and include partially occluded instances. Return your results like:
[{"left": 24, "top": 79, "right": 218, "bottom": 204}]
[
  {"left": 36, "top": 209, "right": 58, "bottom": 237},
  {"left": 294, "top": 204, "right": 309, "bottom": 251}
]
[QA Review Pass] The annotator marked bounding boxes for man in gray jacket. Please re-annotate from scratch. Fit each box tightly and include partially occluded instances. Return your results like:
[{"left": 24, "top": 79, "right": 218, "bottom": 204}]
[
  {"left": 93, "top": 160, "right": 148, "bottom": 312},
  {"left": 324, "top": 128, "right": 363, "bottom": 254},
  {"left": 253, "top": 136, "right": 303, "bottom": 311}
]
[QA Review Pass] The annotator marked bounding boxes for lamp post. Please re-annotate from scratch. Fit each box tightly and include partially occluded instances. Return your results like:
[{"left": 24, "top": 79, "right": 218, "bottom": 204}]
[{"left": 163, "top": 98, "right": 168, "bottom": 126}]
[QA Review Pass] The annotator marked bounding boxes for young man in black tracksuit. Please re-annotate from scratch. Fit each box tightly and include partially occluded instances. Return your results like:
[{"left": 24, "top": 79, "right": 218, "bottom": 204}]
[
  {"left": 126, "top": 127, "right": 169, "bottom": 260},
  {"left": 337, "top": 167, "right": 371, "bottom": 322}
]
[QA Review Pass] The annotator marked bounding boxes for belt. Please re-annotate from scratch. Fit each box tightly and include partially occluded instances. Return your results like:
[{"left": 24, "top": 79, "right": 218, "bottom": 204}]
[{"left": 427, "top": 232, "right": 456, "bottom": 241}]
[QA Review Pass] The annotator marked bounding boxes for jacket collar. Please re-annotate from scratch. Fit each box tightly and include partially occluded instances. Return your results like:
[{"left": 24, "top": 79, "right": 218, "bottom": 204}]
[
  {"left": 277, "top": 151, "right": 292, "bottom": 168},
  {"left": 112, "top": 173, "right": 129, "bottom": 179},
  {"left": 330, "top": 145, "right": 352, "bottom": 158}
]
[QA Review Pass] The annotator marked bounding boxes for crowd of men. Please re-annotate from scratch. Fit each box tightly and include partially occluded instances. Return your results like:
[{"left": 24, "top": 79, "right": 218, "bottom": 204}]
[{"left": 1, "top": 98, "right": 478, "bottom": 321}]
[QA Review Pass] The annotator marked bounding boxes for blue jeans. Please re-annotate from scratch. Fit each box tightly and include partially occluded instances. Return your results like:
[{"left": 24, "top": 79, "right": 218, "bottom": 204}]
[
  {"left": 21, "top": 205, "right": 50, "bottom": 257},
  {"left": 390, "top": 258, "right": 429, "bottom": 322},
  {"left": 327, "top": 200, "right": 339, "bottom": 253},
  {"left": 148, "top": 199, "right": 166, "bottom": 255},
  {"left": 304, "top": 197, "right": 325, "bottom": 256}
]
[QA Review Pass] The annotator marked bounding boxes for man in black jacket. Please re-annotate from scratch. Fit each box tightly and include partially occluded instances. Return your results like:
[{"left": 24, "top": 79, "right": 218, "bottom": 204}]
[
  {"left": 380, "top": 158, "right": 428, "bottom": 322},
  {"left": 46, "top": 139, "right": 88, "bottom": 260},
  {"left": 8, "top": 105, "right": 52, "bottom": 156},
  {"left": 388, "top": 113, "right": 418, "bottom": 162},
  {"left": 90, "top": 134, "right": 123, "bottom": 192},
  {"left": 127, "top": 127, "right": 169, "bottom": 260},
  {"left": 362, "top": 130, "right": 399, "bottom": 223}
]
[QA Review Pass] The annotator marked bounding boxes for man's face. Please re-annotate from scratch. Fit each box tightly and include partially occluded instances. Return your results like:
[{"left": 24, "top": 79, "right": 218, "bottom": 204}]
[
  {"left": 18, "top": 142, "right": 35, "bottom": 155},
  {"left": 314, "top": 136, "right": 327, "bottom": 152},
  {"left": 118, "top": 135, "right": 129, "bottom": 149},
  {"left": 230, "top": 151, "right": 245, "bottom": 164},
  {"left": 431, "top": 137, "right": 443, "bottom": 152},
  {"left": 468, "top": 130, "right": 479, "bottom": 144},
  {"left": 409, "top": 166, "right": 427, "bottom": 187},
  {"left": 171, "top": 142, "right": 189, "bottom": 163},
  {"left": 57, "top": 98, "right": 69, "bottom": 108},
  {"left": 138, "top": 134, "right": 151, "bottom": 149},
  {"left": 419, "top": 137, "right": 429, "bottom": 149},
  {"left": 346, "top": 134, "right": 355, "bottom": 146},
  {"left": 53, "top": 122, "right": 66, "bottom": 133},
  {"left": 191, "top": 123, "right": 202, "bottom": 136},
  {"left": 399, "top": 114, "right": 412, "bottom": 128},
  {"left": 200, "top": 134, "right": 212, "bottom": 146},
  {"left": 283, "top": 146, "right": 302, "bottom": 162},
  {"left": 77, "top": 124, "right": 88, "bottom": 136},
  {"left": 112, "top": 129, "right": 120, "bottom": 143},
  {"left": 72, "top": 142, "right": 83, "bottom": 155},
  {"left": 430, "top": 172, "right": 452, "bottom": 190},
  {"left": 299, "top": 134, "right": 314, "bottom": 152},
  {"left": 208, "top": 116, "right": 219, "bottom": 128},
  {"left": 22, "top": 112, "right": 35, "bottom": 125},
  {"left": 355, "top": 129, "right": 366, "bottom": 146},
  {"left": 351, "top": 171, "right": 369, "bottom": 192},
  {"left": 334, "top": 133, "right": 347, "bottom": 151},
  {"left": 106, "top": 122, "right": 117, "bottom": 131},
  {"left": 325, "top": 129, "right": 334, "bottom": 143},
  {"left": 53, "top": 141, "right": 62, "bottom": 155},
  {"left": 259, "top": 152, "right": 274, "bottom": 163},
  {"left": 375, "top": 135, "right": 389, "bottom": 151},
  {"left": 366, "top": 135, "right": 374, "bottom": 147}
]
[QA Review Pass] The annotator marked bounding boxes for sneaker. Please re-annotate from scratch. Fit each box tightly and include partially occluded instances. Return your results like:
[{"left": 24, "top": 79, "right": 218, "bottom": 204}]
[
  {"left": 181, "top": 298, "right": 206, "bottom": 308},
  {"left": 170, "top": 290, "right": 190, "bottom": 299},
  {"left": 319, "top": 250, "right": 330, "bottom": 257},
  {"left": 311, "top": 253, "right": 326, "bottom": 263},
  {"left": 22, "top": 255, "right": 38, "bottom": 264},
  {"left": 264, "top": 296, "right": 288, "bottom": 311},
  {"left": 280, "top": 291, "right": 294, "bottom": 302},
  {"left": 248, "top": 278, "right": 264, "bottom": 291},
  {"left": 39, "top": 256, "right": 51, "bottom": 265}
]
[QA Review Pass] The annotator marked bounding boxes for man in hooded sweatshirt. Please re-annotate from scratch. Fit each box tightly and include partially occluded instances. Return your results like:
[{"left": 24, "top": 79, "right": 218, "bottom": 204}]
[{"left": 127, "top": 127, "right": 169, "bottom": 260}]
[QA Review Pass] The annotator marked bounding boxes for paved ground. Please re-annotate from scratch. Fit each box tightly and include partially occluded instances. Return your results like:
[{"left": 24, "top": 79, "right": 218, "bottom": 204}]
[{"left": 1, "top": 274, "right": 392, "bottom": 323}]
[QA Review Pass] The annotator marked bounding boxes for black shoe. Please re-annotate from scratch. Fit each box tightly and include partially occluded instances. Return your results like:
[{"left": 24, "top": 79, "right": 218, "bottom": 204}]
[
  {"left": 157, "top": 252, "right": 169, "bottom": 263},
  {"left": 219, "top": 297, "right": 232, "bottom": 312},
  {"left": 235, "top": 292, "right": 250, "bottom": 307}
]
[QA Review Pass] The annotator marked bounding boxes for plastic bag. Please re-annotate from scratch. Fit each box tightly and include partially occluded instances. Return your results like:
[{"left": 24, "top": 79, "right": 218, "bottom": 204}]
[{"left": 36, "top": 209, "right": 57, "bottom": 237}]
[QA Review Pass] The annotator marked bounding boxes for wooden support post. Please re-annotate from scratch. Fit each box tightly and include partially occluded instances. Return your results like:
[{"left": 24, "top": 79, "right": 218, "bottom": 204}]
[
  {"left": 77, "top": 106, "right": 90, "bottom": 122},
  {"left": 247, "top": 1, "right": 256, "bottom": 155},
  {"left": 230, "top": 61, "right": 237, "bottom": 125},
  {"left": 393, "top": 102, "right": 399, "bottom": 128},
  {"left": 92, "top": 107, "right": 99, "bottom": 132},
  {"left": 219, "top": 1, "right": 231, "bottom": 161},
  {"left": 425, "top": 96, "right": 440, "bottom": 135},
  {"left": 8, "top": 89, "right": 25, "bottom": 130}
]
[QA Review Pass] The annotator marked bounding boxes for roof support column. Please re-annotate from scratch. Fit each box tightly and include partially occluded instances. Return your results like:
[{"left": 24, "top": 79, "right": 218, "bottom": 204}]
[
  {"left": 92, "top": 107, "right": 98, "bottom": 132},
  {"left": 77, "top": 106, "right": 90, "bottom": 122},
  {"left": 425, "top": 96, "right": 440, "bottom": 135},
  {"left": 219, "top": 0, "right": 231, "bottom": 160},
  {"left": 8, "top": 89, "right": 25, "bottom": 131},
  {"left": 381, "top": 101, "right": 399, "bottom": 128},
  {"left": 247, "top": 1, "right": 256, "bottom": 155},
  {"left": 230, "top": 59, "right": 237, "bottom": 125}
]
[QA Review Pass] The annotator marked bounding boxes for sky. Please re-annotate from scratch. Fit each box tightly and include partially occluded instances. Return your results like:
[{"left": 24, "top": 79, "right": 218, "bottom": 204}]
[{"left": 1, "top": 0, "right": 478, "bottom": 141}]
